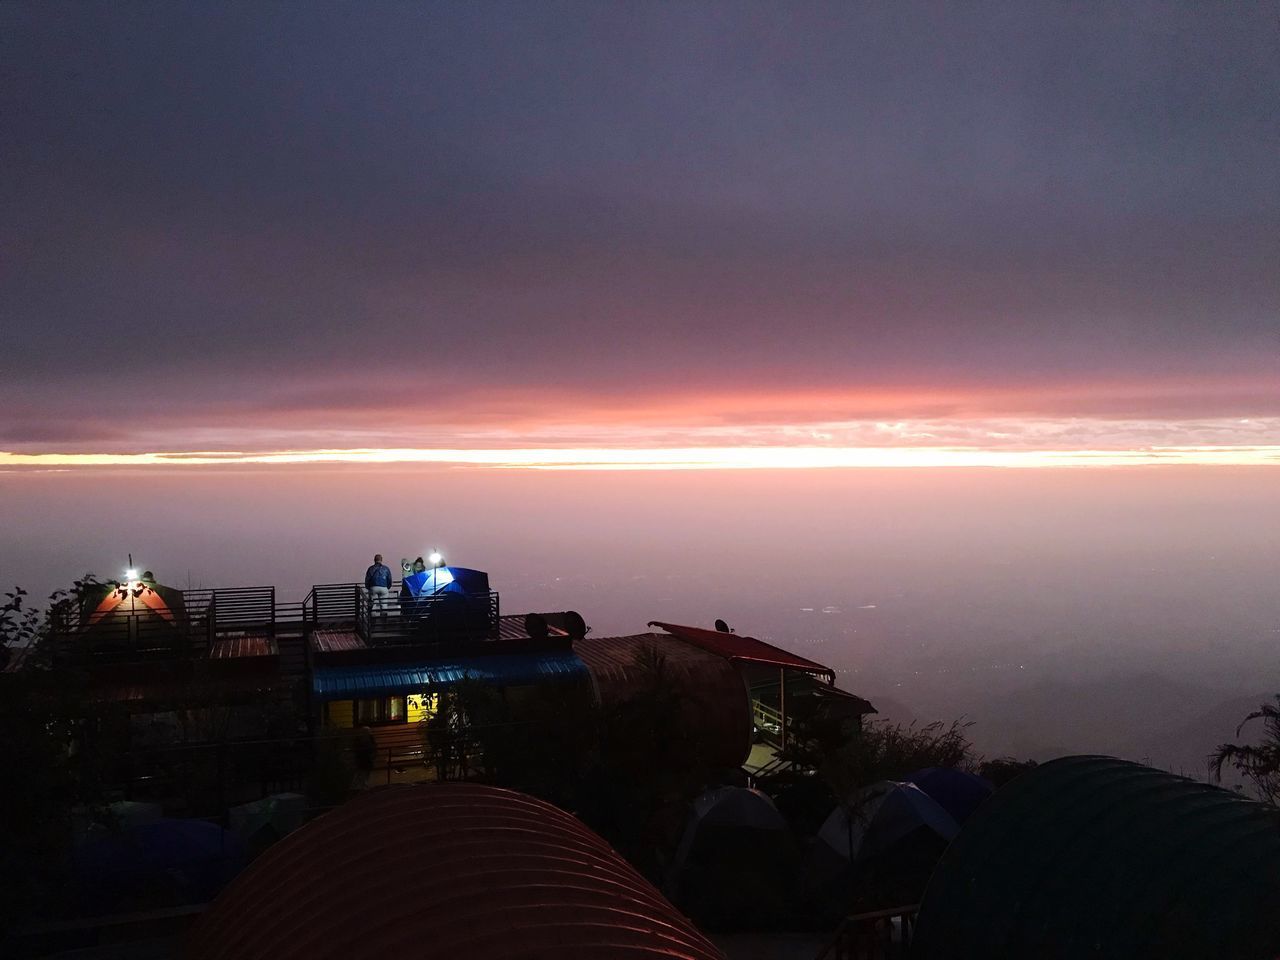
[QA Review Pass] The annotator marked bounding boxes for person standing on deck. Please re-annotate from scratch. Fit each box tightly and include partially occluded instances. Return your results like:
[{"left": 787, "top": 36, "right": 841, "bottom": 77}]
[{"left": 364, "top": 554, "right": 394, "bottom": 619}]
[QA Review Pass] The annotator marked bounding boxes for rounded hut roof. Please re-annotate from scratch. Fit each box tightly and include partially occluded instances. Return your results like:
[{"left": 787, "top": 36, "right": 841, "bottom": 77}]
[
  {"left": 912, "top": 755, "right": 1280, "bottom": 960},
  {"left": 188, "top": 783, "right": 725, "bottom": 960},
  {"left": 574, "top": 632, "right": 753, "bottom": 770}
]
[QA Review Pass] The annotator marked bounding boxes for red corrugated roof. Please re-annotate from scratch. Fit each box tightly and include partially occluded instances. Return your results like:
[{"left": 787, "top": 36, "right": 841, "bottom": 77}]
[
  {"left": 208, "top": 634, "right": 276, "bottom": 659},
  {"left": 309, "top": 629, "right": 366, "bottom": 653},
  {"left": 188, "top": 783, "right": 724, "bottom": 960},
  {"left": 648, "top": 621, "right": 836, "bottom": 680}
]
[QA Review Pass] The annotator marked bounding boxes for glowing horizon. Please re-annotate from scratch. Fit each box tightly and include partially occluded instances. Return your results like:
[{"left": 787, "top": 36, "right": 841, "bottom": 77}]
[{"left": 4, "top": 442, "right": 1278, "bottom": 471}]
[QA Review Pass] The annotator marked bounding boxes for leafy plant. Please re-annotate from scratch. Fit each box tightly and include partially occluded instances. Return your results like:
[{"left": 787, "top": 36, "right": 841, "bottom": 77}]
[
  {"left": 0, "top": 586, "right": 40, "bottom": 669},
  {"left": 817, "top": 718, "right": 976, "bottom": 800},
  {"left": 1210, "top": 695, "right": 1280, "bottom": 805}
]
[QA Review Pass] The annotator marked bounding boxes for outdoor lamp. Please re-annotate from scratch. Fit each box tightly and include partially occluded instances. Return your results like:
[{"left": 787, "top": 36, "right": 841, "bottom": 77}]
[
  {"left": 428, "top": 552, "right": 444, "bottom": 567},
  {"left": 125, "top": 568, "right": 139, "bottom": 580}
]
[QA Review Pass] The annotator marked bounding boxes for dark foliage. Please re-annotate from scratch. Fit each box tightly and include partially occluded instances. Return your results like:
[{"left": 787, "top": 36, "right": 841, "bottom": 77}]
[
  {"left": 1211, "top": 695, "right": 1280, "bottom": 805},
  {"left": 978, "top": 756, "right": 1039, "bottom": 788}
]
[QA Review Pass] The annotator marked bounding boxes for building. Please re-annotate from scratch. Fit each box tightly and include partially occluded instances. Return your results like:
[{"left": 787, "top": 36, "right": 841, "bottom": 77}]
[{"left": 32, "top": 562, "right": 870, "bottom": 809}]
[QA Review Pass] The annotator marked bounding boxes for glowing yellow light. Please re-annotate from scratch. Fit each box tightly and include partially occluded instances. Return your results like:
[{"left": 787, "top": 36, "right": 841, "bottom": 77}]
[{"left": 1, "top": 445, "right": 1277, "bottom": 471}]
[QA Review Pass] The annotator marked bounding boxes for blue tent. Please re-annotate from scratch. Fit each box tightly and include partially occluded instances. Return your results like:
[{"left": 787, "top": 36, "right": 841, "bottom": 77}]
[
  {"left": 818, "top": 781, "right": 959, "bottom": 862},
  {"left": 71, "top": 819, "right": 246, "bottom": 912},
  {"left": 400, "top": 565, "right": 489, "bottom": 599},
  {"left": 906, "top": 767, "right": 994, "bottom": 824},
  {"left": 399, "top": 566, "right": 493, "bottom": 635}
]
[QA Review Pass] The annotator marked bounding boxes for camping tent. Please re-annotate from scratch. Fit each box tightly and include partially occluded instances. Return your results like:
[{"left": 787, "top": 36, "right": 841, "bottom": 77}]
[
  {"left": 914, "top": 756, "right": 1280, "bottom": 959},
  {"left": 72, "top": 818, "right": 245, "bottom": 913},
  {"left": 804, "top": 781, "right": 959, "bottom": 917},
  {"left": 229, "top": 793, "right": 307, "bottom": 857},
  {"left": 905, "top": 767, "right": 994, "bottom": 824},
  {"left": 81, "top": 579, "right": 188, "bottom": 650},
  {"left": 667, "top": 786, "right": 798, "bottom": 928},
  {"left": 399, "top": 566, "right": 493, "bottom": 635},
  {"left": 817, "top": 780, "right": 959, "bottom": 863}
]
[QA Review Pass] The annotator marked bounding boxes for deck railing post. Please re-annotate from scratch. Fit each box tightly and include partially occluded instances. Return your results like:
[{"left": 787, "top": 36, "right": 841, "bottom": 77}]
[{"left": 779, "top": 667, "right": 787, "bottom": 751}]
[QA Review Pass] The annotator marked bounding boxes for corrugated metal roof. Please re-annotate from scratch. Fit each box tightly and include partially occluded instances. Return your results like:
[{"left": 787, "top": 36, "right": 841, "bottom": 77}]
[
  {"left": 208, "top": 634, "right": 276, "bottom": 659},
  {"left": 575, "top": 633, "right": 753, "bottom": 769},
  {"left": 913, "top": 755, "right": 1280, "bottom": 959},
  {"left": 188, "top": 783, "right": 726, "bottom": 960},
  {"left": 649, "top": 621, "right": 836, "bottom": 680},
  {"left": 311, "top": 649, "right": 588, "bottom": 699},
  {"left": 309, "top": 629, "right": 366, "bottom": 653},
  {"left": 497, "top": 614, "right": 569, "bottom": 641}
]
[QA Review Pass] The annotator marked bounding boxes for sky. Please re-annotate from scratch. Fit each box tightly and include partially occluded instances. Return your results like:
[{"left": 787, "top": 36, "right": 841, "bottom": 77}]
[
  {"left": 2, "top": 4, "right": 1279, "bottom": 767},
  {"left": 2, "top": 1, "right": 1277, "bottom": 464}
]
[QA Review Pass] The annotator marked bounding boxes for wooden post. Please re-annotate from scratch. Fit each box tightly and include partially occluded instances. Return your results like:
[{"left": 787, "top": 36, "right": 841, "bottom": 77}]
[{"left": 779, "top": 667, "right": 787, "bottom": 750}]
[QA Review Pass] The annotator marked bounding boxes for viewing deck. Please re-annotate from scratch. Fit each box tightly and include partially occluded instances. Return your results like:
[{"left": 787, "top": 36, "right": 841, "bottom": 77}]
[
  {"left": 305, "top": 582, "right": 502, "bottom": 647},
  {"left": 53, "top": 577, "right": 518, "bottom": 666}
]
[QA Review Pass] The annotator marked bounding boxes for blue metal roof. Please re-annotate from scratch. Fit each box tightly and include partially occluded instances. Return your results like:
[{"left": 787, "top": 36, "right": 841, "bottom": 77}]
[{"left": 311, "top": 650, "right": 589, "bottom": 699}]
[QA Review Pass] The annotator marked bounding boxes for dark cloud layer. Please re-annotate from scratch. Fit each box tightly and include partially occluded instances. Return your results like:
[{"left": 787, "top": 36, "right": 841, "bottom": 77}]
[{"left": 2, "top": 1, "right": 1277, "bottom": 447}]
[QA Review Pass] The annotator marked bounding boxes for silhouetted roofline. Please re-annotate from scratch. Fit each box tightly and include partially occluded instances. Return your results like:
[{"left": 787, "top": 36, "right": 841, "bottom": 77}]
[{"left": 648, "top": 620, "right": 836, "bottom": 680}]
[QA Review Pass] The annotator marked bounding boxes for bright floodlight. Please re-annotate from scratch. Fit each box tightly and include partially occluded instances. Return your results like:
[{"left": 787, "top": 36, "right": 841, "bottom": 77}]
[
  {"left": 427, "top": 552, "right": 443, "bottom": 566},
  {"left": 125, "top": 568, "right": 139, "bottom": 580}
]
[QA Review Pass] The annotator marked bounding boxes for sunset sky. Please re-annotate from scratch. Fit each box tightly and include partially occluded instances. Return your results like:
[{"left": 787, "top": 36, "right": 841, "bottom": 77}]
[
  {"left": 3, "top": 2, "right": 1277, "bottom": 466},
  {"left": 3, "top": 4, "right": 1278, "bottom": 771}
]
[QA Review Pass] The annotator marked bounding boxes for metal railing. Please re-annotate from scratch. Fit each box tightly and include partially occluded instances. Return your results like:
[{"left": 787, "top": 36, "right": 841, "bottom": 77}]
[
  {"left": 815, "top": 905, "right": 920, "bottom": 960},
  {"left": 302, "top": 581, "right": 500, "bottom": 645},
  {"left": 354, "top": 584, "right": 500, "bottom": 645},
  {"left": 54, "top": 614, "right": 205, "bottom": 662},
  {"left": 305, "top": 582, "right": 365, "bottom": 625},
  {"left": 754, "top": 697, "right": 790, "bottom": 746},
  {"left": 48, "top": 577, "right": 504, "bottom": 662},
  {"left": 201, "top": 586, "right": 277, "bottom": 638},
  {"left": 53, "top": 585, "right": 283, "bottom": 663}
]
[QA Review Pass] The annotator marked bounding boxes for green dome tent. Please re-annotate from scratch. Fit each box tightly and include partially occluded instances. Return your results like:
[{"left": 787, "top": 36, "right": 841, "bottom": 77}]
[{"left": 912, "top": 755, "right": 1280, "bottom": 959}]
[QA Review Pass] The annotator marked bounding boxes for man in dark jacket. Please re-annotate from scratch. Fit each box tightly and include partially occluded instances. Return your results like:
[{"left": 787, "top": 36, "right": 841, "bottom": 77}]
[{"left": 364, "top": 554, "right": 393, "bottom": 618}]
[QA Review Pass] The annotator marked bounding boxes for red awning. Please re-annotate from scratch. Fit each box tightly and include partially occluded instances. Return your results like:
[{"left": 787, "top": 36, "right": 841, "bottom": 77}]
[{"left": 648, "top": 621, "right": 836, "bottom": 681}]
